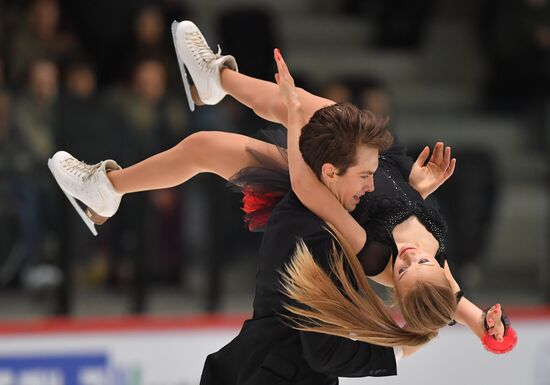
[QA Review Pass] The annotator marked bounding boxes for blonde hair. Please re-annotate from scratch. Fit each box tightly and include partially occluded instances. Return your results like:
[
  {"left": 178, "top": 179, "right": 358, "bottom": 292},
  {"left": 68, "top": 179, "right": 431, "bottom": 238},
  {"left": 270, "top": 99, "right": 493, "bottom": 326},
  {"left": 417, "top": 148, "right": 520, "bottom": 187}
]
[
  {"left": 395, "top": 275, "right": 457, "bottom": 336},
  {"left": 280, "top": 229, "right": 457, "bottom": 347}
]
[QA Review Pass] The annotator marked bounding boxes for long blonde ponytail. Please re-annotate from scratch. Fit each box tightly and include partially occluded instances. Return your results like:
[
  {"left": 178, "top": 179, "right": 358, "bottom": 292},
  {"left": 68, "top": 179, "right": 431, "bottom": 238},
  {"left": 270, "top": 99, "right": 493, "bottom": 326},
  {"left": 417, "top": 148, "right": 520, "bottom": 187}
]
[{"left": 280, "top": 228, "right": 455, "bottom": 347}]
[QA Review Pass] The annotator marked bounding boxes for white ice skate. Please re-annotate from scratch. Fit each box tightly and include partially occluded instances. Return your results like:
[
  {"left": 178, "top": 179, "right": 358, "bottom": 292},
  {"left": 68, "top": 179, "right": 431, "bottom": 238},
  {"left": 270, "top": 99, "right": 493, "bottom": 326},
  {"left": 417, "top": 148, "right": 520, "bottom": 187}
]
[
  {"left": 171, "top": 20, "right": 238, "bottom": 111},
  {"left": 48, "top": 151, "right": 123, "bottom": 236}
]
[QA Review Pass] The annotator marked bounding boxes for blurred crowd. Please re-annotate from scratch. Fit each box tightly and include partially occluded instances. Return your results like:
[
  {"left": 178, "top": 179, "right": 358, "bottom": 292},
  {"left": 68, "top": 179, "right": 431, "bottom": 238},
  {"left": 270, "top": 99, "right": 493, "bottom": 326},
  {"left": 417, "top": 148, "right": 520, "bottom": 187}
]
[
  {"left": 0, "top": 0, "right": 279, "bottom": 314},
  {"left": 0, "top": 0, "right": 548, "bottom": 315},
  {"left": 0, "top": 0, "right": 195, "bottom": 299}
]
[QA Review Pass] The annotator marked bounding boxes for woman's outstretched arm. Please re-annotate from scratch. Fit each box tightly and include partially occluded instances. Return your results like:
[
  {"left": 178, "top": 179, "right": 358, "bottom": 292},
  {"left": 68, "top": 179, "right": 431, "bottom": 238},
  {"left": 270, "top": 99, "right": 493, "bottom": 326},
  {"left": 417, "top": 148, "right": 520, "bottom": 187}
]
[
  {"left": 273, "top": 49, "right": 367, "bottom": 254},
  {"left": 107, "top": 131, "right": 286, "bottom": 194},
  {"left": 444, "top": 261, "right": 506, "bottom": 341}
]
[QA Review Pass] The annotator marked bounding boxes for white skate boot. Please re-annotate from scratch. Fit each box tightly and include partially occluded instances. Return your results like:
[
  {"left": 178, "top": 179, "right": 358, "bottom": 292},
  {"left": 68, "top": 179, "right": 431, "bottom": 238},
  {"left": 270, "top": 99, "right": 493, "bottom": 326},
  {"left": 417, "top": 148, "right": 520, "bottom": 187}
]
[
  {"left": 48, "top": 151, "right": 123, "bottom": 236},
  {"left": 171, "top": 20, "right": 238, "bottom": 111}
]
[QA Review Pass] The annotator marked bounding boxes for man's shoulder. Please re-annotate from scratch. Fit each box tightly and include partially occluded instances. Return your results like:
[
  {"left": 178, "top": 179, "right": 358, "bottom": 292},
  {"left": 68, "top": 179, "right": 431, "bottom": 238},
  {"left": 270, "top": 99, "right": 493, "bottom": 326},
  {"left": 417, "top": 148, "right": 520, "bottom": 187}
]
[
  {"left": 269, "top": 194, "right": 327, "bottom": 237},
  {"left": 266, "top": 216, "right": 333, "bottom": 258}
]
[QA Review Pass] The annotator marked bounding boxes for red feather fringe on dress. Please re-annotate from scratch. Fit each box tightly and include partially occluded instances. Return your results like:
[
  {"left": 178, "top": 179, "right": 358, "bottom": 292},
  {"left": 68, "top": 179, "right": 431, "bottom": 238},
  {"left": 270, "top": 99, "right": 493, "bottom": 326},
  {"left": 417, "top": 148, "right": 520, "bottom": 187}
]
[{"left": 242, "top": 189, "right": 285, "bottom": 232}]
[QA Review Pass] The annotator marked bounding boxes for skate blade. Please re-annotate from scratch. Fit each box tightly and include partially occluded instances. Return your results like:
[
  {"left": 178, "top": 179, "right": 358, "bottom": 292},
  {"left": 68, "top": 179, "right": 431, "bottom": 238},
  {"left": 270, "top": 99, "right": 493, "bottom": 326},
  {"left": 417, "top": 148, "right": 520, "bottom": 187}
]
[
  {"left": 47, "top": 158, "right": 98, "bottom": 236},
  {"left": 171, "top": 21, "right": 195, "bottom": 112}
]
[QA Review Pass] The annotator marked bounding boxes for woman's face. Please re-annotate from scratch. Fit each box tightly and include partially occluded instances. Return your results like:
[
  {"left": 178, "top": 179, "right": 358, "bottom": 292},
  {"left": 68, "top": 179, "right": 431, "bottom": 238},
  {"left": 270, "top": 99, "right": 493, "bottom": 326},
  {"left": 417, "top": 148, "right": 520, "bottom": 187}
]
[{"left": 392, "top": 245, "right": 446, "bottom": 292}]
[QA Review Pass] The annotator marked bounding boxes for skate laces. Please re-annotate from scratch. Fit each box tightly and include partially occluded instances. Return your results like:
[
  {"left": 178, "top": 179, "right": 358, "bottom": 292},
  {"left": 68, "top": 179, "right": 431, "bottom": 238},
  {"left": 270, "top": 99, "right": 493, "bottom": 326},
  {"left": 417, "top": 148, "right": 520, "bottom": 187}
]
[
  {"left": 62, "top": 158, "right": 102, "bottom": 181},
  {"left": 185, "top": 31, "right": 222, "bottom": 72}
]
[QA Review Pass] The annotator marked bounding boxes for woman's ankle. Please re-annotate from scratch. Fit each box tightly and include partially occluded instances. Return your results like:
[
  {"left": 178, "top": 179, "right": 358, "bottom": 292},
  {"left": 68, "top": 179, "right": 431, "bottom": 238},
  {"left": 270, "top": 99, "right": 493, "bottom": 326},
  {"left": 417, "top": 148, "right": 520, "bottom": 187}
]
[{"left": 106, "top": 170, "right": 124, "bottom": 194}]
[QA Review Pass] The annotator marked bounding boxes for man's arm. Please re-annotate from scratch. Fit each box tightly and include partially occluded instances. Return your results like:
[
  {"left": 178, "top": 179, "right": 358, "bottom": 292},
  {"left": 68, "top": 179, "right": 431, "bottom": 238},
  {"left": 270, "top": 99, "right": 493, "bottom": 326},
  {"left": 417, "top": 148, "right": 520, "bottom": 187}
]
[
  {"left": 300, "top": 331, "right": 397, "bottom": 377},
  {"left": 274, "top": 48, "right": 367, "bottom": 254}
]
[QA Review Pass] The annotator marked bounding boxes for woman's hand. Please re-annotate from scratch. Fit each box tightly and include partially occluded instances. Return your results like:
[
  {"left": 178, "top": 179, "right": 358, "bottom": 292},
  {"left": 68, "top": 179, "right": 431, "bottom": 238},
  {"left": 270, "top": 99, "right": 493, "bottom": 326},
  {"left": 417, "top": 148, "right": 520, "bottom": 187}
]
[
  {"left": 273, "top": 48, "right": 308, "bottom": 133},
  {"left": 408, "top": 142, "right": 456, "bottom": 199},
  {"left": 273, "top": 48, "right": 300, "bottom": 109},
  {"left": 485, "top": 303, "right": 505, "bottom": 342}
]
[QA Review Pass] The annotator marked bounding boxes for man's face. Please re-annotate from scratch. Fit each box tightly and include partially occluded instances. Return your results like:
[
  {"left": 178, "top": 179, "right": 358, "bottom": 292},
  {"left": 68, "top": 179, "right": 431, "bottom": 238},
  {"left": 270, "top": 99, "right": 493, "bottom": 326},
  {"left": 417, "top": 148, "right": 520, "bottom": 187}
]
[{"left": 323, "top": 144, "right": 378, "bottom": 212}]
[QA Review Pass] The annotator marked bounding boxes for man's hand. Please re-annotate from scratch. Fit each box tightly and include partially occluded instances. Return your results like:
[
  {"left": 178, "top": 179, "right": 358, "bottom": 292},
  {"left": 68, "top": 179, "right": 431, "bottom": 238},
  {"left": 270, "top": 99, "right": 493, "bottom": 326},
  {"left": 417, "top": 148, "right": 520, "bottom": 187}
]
[{"left": 408, "top": 142, "right": 456, "bottom": 199}]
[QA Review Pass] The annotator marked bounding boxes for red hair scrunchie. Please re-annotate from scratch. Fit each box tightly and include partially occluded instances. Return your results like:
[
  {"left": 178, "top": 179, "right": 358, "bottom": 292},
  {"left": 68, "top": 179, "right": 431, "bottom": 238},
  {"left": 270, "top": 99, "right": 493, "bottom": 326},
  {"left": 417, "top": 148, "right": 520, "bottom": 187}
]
[
  {"left": 481, "top": 309, "right": 518, "bottom": 354},
  {"left": 481, "top": 326, "right": 518, "bottom": 354}
]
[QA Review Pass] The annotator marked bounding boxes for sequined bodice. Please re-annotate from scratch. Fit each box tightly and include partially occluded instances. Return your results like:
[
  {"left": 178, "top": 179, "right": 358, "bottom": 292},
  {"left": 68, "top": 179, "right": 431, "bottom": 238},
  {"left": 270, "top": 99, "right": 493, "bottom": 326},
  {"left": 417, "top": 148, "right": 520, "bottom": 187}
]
[{"left": 353, "top": 149, "right": 448, "bottom": 276}]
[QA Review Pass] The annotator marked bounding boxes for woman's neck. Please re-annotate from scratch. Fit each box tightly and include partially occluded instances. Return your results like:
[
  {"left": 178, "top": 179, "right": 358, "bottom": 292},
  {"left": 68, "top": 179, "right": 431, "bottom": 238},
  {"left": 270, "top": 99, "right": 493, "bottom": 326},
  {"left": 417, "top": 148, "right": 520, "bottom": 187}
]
[{"left": 392, "top": 215, "right": 439, "bottom": 255}]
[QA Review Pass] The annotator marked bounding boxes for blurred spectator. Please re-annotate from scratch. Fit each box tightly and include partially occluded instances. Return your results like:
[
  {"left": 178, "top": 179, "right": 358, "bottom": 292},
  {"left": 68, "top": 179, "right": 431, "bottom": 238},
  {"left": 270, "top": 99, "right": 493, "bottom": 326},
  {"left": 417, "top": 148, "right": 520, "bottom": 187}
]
[
  {"left": 215, "top": 7, "right": 279, "bottom": 136},
  {"left": 481, "top": 0, "right": 550, "bottom": 152},
  {"left": 376, "top": 0, "right": 434, "bottom": 48},
  {"left": 481, "top": 0, "right": 550, "bottom": 109},
  {"left": 115, "top": 57, "right": 186, "bottom": 157},
  {"left": 342, "top": 0, "right": 435, "bottom": 49},
  {"left": 58, "top": 0, "right": 190, "bottom": 86},
  {"left": 7, "top": 0, "right": 78, "bottom": 86},
  {"left": 0, "top": 96, "right": 11, "bottom": 170},
  {"left": 0, "top": 52, "right": 14, "bottom": 285},
  {"left": 55, "top": 58, "right": 124, "bottom": 287},
  {"left": 57, "top": 0, "right": 135, "bottom": 85},
  {"left": 0, "top": 61, "right": 12, "bottom": 178},
  {"left": 105, "top": 57, "right": 187, "bottom": 291},
  {"left": 158, "top": 0, "right": 190, "bottom": 27},
  {"left": 320, "top": 81, "right": 353, "bottom": 104},
  {"left": 0, "top": 89, "right": 12, "bottom": 162},
  {"left": 65, "top": 59, "right": 96, "bottom": 96},
  {"left": 0, "top": 1, "right": 28, "bottom": 64},
  {"left": 358, "top": 79, "right": 392, "bottom": 118},
  {"left": 186, "top": 103, "right": 260, "bottom": 312},
  {"left": 119, "top": 5, "right": 179, "bottom": 87},
  {"left": 0, "top": 92, "right": 9, "bottom": 135},
  {"left": 320, "top": 77, "right": 392, "bottom": 119},
  {"left": 0, "top": 55, "right": 12, "bottom": 181},
  {"left": 433, "top": 150, "right": 498, "bottom": 292},
  {"left": 0, "top": 57, "right": 4, "bottom": 86},
  {"left": 135, "top": 6, "right": 165, "bottom": 49},
  {"left": 14, "top": 58, "right": 59, "bottom": 173},
  {"left": 4, "top": 58, "right": 62, "bottom": 290},
  {"left": 0, "top": 86, "right": 20, "bottom": 287},
  {"left": 218, "top": 8, "right": 277, "bottom": 82},
  {"left": 0, "top": 9, "right": 4, "bottom": 56},
  {"left": 57, "top": 58, "right": 120, "bottom": 160}
]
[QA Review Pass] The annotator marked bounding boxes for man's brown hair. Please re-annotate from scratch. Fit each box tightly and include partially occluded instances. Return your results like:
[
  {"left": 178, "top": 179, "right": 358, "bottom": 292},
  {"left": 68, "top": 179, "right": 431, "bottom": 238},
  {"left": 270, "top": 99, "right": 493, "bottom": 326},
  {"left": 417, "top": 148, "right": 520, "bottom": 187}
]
[{"left": 299, "top": 103, "right": 392, "bottom": 178}]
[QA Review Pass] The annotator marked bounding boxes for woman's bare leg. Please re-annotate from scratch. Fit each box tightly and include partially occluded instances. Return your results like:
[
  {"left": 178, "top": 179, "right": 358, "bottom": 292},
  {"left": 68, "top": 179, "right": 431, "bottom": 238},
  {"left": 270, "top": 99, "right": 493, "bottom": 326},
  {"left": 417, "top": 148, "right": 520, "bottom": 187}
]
[
  {"left": 107, "top": 131, "right": 286, "bottom": 194},
  {"left": 220, "top": 68, "right": 335, "bottom": 127},
  {"left": 106, "top": 60, "right": 334, "bottom": 195}
]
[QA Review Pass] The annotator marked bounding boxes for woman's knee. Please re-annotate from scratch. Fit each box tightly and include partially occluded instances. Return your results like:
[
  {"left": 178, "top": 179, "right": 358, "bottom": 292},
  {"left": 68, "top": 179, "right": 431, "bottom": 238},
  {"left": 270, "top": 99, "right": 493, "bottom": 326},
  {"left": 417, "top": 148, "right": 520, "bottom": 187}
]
[
  {"left": 177, "top": 131, "right": 234, "bottom": 166},
  {"left": 178, "top": 131, "right": 222, "bottom": 151}
]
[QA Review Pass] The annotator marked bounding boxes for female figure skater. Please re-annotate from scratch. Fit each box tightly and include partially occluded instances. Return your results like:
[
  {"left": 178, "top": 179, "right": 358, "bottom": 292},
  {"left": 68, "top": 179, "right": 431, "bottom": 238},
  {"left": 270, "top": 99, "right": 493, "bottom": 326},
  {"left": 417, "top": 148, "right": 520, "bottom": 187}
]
[
  {"left": 48, "top": 20, "right": 515, "bottom": 374},
  {"left": 269, "top": 47, "right": 515, "bottom": 355}
]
